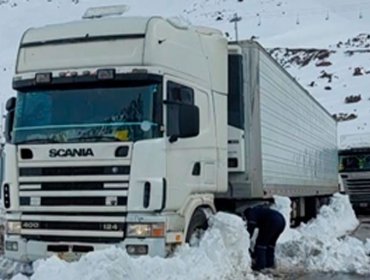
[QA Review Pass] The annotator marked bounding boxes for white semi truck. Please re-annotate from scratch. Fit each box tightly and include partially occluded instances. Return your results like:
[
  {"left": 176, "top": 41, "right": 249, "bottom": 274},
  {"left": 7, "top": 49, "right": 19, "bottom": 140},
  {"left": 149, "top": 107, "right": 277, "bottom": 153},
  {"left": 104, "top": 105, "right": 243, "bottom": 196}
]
[
  {"left": 338, "top": 133, "right": 370, "bottom": 210},
  {"left": 3, "top": 12, "right": 338, "bottom": 263}
]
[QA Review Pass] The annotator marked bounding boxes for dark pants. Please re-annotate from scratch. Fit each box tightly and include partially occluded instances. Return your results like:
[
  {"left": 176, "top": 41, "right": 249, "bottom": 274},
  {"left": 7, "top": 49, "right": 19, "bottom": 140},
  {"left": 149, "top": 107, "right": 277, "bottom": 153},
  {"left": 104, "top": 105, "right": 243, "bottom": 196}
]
[
  {"left": 245, "top": 207, "right": 286, "bottom": 270},
  {"left": 255, "top": 209, "right": 285, "bottom": 248}
]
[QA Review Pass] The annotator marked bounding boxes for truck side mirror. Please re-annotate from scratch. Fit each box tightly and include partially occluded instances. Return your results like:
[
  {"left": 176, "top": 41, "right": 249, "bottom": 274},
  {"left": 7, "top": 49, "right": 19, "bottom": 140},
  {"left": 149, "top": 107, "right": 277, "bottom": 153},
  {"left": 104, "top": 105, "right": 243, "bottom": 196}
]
[
  {"left": 165, "top": 101, "right": 199, "bottom": 143},
  {"left": 4, "top": 97, "right": 16, "bottom": 143},
  {"left": 6, "top": 97, "right": 16, "bottom": 111},
  {"left": 178, "top": 103, "right": 199, "bottom": 138}
]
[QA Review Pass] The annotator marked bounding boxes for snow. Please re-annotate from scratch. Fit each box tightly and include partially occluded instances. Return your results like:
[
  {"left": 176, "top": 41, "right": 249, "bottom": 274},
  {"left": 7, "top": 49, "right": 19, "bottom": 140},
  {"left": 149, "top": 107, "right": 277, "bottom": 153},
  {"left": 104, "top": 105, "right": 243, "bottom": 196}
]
[
  {"left": 275, "top": 194, "right": 370, "bottom": 275},
  {"left": 7, "top": 193, "right": 369, "bottom": 279},
  {"left": 273, "top": 43, "right": 370, "bottom": 138},
  {"left": 365, "top": 239, "right": 370, "bottom": 255}
]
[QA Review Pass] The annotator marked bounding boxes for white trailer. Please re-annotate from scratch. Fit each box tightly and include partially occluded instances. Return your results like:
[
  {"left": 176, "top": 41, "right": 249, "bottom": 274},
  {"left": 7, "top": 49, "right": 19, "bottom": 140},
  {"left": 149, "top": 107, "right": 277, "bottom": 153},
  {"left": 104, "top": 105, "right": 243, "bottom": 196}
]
[
  {"left": 2, "top": 10, "right": 337, "bottom": 263},
  {"left": 218, "top": 41, "right": 338, "bottom": 220}
]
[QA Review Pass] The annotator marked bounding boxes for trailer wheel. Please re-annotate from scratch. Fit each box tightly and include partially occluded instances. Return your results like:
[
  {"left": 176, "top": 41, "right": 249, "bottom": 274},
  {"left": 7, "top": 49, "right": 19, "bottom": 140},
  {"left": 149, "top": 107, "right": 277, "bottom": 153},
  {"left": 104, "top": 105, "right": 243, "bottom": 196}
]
[{"left": 185, "top": 208, "right": 208, "bottom": 246}]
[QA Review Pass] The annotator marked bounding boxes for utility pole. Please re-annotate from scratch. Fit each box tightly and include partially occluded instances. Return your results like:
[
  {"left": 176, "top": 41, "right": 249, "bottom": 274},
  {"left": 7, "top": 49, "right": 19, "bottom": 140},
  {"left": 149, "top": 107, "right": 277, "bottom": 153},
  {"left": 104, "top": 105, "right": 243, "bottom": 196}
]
[{"left": 230, "top": 13, "right": 242, "bottom": 41}]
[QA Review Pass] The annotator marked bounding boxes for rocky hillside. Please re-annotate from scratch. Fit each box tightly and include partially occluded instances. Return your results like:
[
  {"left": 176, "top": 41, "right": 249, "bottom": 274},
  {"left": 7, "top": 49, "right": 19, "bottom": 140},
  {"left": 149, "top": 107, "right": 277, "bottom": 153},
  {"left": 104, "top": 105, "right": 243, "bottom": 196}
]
[{"left": 269, "top": 33, "right": 370, "bottom": 137}]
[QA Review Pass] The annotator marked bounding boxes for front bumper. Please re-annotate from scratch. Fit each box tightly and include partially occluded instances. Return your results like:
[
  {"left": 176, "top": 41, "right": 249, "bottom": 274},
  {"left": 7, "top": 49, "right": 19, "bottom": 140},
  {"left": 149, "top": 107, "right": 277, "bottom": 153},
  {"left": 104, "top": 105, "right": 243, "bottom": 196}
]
[{"left": 4, "top": 235, "right": 166, "bottom": 263}]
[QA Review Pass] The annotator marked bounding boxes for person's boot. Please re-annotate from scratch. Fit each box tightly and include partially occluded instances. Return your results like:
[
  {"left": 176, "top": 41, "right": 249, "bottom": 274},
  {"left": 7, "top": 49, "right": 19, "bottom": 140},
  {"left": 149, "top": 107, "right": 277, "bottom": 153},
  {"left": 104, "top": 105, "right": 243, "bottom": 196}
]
[
  {"left": 266, "top": 245, "right": 275, "bottom": 268},
  {"left": 252, "top": 245, "right": 267, "bottom": 271}
]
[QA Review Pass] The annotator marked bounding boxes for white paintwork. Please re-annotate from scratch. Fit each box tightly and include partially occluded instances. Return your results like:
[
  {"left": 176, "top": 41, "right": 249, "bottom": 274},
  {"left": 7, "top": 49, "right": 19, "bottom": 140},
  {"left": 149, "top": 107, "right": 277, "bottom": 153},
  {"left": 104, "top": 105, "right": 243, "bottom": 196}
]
[
  {"left": 16, "top": 17, "right": 227, "bottom": 95},
  {"left": 21, "top": 215, "right": 126, "bottom": 223},
  {"left": 163, "top": 74, "right": 227, "bottom": 210},
  {"left": 103, "top": 182, "right": 129, "bottom": 188},
  {"left": 179, "top": 194, "right": 215, "bottom": 243},
  {"left": 19, "top": 184, "right": 42, "bottom": 190},
  {"left": 19, "top": 190, "right": 128, "bottom": 197},
  {"left": 128, "top": 139, "right": 166, "bottom": 212},
  {"left": 259, "top": 48, "right": 337, "bottom": 189},
  {"left": 21, "top": 229, "right": 123, "bottom": 238},
  {"left": 18, "top": 175, "right": 130, "bottom": 183},
  {"left": 228, "top": 126, "right": 246, "bottom": 173},
  {"left": 18, "top": 206, "right": 128, "bottom": 212},
  {"left": 3, "top": 145, "right": 20, "bottom": 211}
]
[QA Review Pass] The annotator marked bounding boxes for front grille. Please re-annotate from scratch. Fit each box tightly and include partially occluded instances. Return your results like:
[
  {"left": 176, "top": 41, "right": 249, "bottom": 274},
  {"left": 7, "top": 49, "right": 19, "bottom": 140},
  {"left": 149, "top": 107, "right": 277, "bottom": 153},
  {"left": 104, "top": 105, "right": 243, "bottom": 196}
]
[
  {"left": 20, "top": 197, "right": 127, "bottom": 206},
  {"left": 41, "top": 182, "right": 128, "bottom": 191},
  {"left": 344, "top": 178, "right": 370, "bottom": 202},
  {"left": 22, "top": 212, "right": 127, "bottom": 216},
  {"left": 18, "top": 161, "right": 131, "bottom": 243},
  {"left": 20, "top": 166, "right": 130, "bottom": 176},
  {"left": 22, "top": 221, "right": 124, "bottom": 231},
  {"left": 23, "top": 235, "right": 122, "bottom": 243}
]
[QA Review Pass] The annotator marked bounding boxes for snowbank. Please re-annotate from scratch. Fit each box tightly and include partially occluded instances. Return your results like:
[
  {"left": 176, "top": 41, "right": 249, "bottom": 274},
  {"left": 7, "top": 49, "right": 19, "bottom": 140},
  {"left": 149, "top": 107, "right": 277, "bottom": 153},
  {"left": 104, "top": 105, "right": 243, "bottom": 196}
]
[
  {"left": 275, "top": 193, "right": 370, "bottom": 275},
  {"left": 365, "top": 239, "right": 370, "bottom": 255},
  {"left": 12, "top": 213, "right": 270, "bottom": 280}
]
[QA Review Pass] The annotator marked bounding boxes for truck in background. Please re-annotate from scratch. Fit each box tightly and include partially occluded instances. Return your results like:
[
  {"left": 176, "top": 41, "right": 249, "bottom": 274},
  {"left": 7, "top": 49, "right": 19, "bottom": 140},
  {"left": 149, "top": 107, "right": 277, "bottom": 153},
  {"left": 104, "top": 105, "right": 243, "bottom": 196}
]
[
  {"left": 339, "top": 133, "right": 370, "bottom": 210},
  {"left": 2, "top": 7, "right": 338, "bottom": 263}
]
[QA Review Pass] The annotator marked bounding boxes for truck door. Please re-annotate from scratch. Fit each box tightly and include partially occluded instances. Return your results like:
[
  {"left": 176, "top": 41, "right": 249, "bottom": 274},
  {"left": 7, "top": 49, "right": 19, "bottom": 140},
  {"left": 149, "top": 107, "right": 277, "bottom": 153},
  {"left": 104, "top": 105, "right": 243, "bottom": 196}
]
[{"left": 164, "top": 76, "right": 217, "bottom": 210}]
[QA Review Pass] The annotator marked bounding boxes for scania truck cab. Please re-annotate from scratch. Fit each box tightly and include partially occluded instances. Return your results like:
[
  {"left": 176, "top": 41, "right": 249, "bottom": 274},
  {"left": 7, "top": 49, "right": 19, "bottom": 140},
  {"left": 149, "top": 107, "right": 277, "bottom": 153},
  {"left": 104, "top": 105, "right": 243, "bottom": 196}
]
[
  {"left": 3, "top": 15, "right": 228, "bottom": 262},
  {"left": 339, "top": 147, "right": 370, "bottom": 210}
]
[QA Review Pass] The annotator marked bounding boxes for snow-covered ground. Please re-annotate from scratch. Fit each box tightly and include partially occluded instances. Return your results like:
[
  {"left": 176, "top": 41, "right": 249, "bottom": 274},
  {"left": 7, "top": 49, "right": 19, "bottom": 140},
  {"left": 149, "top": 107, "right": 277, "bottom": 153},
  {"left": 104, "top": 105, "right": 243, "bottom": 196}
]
[{"left": 5, "top": 193, "right": 368, "bottom": 280}]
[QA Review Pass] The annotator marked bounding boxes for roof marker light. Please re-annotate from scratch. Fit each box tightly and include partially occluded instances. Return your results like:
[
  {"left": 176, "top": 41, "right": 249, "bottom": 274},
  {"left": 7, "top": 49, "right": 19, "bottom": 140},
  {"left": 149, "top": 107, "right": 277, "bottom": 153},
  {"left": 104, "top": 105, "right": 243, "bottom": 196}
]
[
  {"left": 97, "top": 69, "right": 116, "bottom": 80},
  {"left": 35, "top": 73, "right": 52, "bottom": 84}
]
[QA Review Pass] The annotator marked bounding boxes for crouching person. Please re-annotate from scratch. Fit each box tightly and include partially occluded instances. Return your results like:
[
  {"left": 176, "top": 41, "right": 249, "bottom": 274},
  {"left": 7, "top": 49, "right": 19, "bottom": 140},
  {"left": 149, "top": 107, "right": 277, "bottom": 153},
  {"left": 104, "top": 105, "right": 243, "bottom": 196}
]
[{"left": 244, "top": 206, "right": 286, "bottom": 271}]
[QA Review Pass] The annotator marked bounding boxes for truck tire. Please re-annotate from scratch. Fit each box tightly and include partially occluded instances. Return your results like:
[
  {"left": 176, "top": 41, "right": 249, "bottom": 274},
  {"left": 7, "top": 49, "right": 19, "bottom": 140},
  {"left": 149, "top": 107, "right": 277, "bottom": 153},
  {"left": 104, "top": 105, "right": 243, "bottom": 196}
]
[{"left": 185, "top": 208, "right": 208, "bottom": 246}]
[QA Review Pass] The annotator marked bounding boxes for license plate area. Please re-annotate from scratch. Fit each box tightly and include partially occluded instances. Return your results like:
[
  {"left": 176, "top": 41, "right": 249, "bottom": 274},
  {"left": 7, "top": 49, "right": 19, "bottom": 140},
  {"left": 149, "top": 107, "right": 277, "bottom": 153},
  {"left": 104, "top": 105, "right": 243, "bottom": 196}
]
[
  {"left": 57, "top": 251, "right": 82, "bottom": 262},
  {"left": 50, "top": 245, "right": 94, "bottom": 262}
]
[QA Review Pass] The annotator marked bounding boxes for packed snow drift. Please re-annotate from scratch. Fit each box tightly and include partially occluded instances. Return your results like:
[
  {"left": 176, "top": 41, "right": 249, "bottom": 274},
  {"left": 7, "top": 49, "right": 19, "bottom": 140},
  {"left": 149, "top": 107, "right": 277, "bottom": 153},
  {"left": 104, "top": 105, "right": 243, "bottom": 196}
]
[{"left": 275, "top": 194, "right": 369, "bottom": 275}]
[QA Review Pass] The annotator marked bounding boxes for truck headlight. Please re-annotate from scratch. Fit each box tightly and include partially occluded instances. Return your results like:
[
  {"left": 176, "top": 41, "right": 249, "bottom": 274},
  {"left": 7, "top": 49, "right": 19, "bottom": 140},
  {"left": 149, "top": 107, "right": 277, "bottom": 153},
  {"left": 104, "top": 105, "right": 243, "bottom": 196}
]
[
  {"left": 6, "top": 221, "right": 21, "bottom": 235},
  {"left": 126, "top": 223, "right": 165, "bottom": 238}
]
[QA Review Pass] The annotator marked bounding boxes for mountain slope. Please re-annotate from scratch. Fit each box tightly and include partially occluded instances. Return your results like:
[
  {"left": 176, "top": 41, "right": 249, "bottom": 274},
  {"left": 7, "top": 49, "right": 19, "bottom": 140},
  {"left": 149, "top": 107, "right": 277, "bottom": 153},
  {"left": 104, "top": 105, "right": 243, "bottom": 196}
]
[{"left": 1, "top": 0, "right": 370, "bottom": 141}]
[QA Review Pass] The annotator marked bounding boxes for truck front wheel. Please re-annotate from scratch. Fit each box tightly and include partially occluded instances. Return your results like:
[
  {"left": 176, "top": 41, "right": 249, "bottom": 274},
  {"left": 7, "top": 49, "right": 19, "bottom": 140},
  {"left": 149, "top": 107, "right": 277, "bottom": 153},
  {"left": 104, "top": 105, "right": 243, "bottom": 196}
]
[{"left": 185, "top": 208, "right": 208, "bottom": 246}]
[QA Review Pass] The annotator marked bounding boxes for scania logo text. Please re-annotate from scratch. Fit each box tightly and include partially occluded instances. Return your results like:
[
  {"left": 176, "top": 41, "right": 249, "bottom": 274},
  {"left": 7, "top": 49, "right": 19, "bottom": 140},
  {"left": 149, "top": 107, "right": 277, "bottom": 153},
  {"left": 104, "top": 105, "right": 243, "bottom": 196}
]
[{"left": 49, "top": 148, "right": 94, "bottom": 158}]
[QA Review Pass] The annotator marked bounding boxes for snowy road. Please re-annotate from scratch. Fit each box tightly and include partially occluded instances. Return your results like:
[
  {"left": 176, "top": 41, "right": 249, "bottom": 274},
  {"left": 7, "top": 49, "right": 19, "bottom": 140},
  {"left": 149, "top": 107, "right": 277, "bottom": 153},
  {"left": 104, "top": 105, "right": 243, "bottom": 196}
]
[
  {"left": 283, "top": 272, "right": 369, "bottom": 280},
  {"left": 352, "top": 216, "right": 370, "bottom": 242}
]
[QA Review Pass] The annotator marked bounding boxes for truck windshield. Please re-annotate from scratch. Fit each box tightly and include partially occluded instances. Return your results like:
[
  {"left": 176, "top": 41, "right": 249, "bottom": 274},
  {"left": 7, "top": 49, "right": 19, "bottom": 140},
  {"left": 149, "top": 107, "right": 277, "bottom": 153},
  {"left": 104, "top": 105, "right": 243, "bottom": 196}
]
[
  {"left": 339, "top": 154, "right": 370, "bottom": 172},
  {"left": 13, "top": 82, "right": 162, "bottom": 144}
]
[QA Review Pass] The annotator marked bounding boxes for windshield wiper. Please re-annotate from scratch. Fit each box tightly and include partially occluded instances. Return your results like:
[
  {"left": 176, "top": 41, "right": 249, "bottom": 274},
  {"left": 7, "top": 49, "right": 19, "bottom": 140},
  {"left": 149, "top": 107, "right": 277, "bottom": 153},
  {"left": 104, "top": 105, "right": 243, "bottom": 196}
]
[
  {"left": 68, "top": 135, "right": 123, "bottom": 142},
  {"left": 16, "top": 138, "right": 63, "bottom": 145}
]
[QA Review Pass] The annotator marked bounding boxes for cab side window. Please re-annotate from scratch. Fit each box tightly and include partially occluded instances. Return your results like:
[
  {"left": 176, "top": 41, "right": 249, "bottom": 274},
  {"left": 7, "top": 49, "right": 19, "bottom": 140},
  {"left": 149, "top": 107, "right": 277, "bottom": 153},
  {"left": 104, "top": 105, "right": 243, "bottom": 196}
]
[
  {"left": 167, "top": 81, "right": 194, "bottom": 105},
  {"left": 167, "top": 81, "right": 194, "bottom": 136}
]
